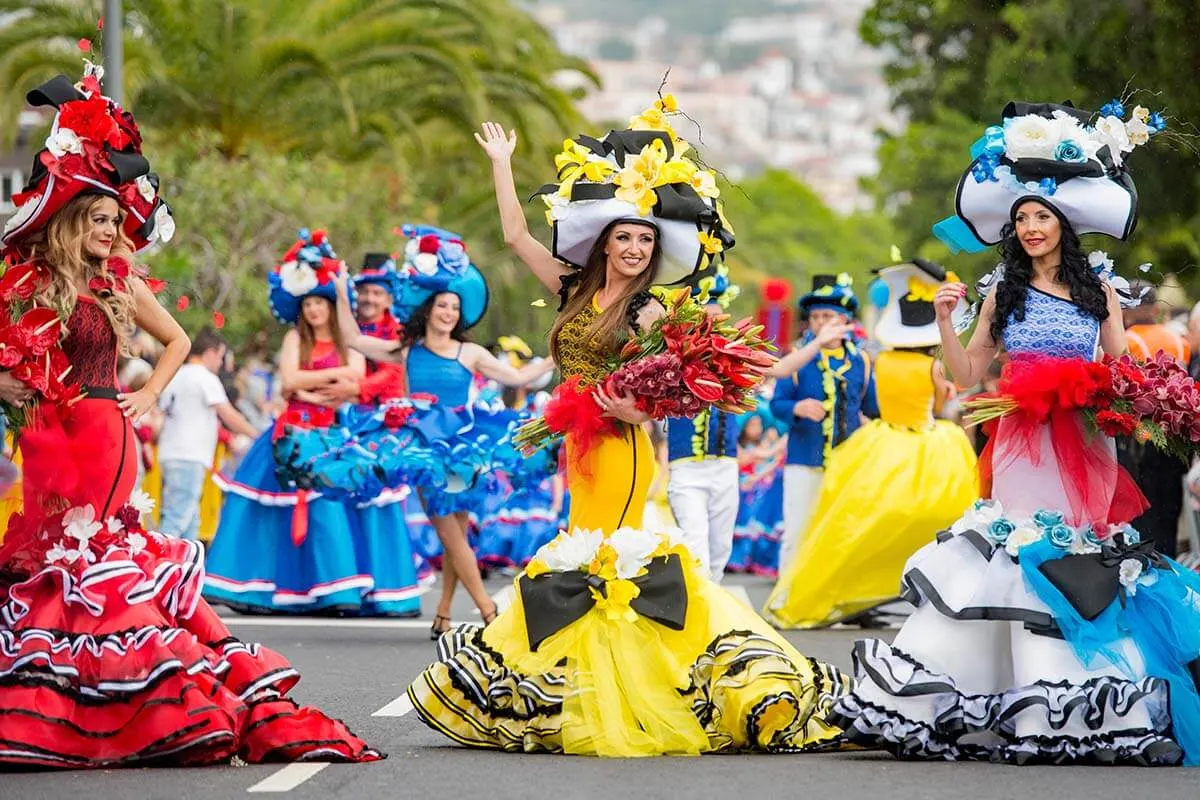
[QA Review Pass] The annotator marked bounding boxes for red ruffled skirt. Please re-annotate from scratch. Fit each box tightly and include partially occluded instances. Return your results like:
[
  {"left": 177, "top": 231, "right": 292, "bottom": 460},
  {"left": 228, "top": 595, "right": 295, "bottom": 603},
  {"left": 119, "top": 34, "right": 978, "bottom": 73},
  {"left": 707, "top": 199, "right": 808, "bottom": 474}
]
[
  {"left": 0, "top": 397, "right": 382, "bottom": 768},
  {"left": 0, "top": 533, "right": 382, "bottom": 767}
]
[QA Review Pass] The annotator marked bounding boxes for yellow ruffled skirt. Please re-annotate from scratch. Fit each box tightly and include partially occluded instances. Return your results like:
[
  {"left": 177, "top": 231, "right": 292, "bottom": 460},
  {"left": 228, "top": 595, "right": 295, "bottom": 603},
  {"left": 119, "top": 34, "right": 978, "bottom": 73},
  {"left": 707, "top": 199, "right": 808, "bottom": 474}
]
[
  {"left": 407, "top": 426, "right": 851, "bottom": 756},
  {"left": 765, "top": 420, "right": 977, "bottom": 629}
]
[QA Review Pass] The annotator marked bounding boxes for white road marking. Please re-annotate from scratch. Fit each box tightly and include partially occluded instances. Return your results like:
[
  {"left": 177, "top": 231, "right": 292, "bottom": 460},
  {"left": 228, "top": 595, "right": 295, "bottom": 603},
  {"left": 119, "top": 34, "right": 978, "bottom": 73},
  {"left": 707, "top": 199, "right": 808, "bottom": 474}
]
[
  {"left": 247, "top": 763, "right": 329, "bottom": 793},
  {"left": 373, "top": 693, "right": 415, "bottom": 718}
]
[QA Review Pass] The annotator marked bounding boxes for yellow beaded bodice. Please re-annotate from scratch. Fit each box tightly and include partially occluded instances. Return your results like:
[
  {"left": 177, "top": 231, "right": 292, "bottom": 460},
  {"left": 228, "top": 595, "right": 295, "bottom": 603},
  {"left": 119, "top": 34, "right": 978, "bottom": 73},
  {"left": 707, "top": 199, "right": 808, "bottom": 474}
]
[{"left": 554, "top": 295, "right": 611, "bottom": 387}]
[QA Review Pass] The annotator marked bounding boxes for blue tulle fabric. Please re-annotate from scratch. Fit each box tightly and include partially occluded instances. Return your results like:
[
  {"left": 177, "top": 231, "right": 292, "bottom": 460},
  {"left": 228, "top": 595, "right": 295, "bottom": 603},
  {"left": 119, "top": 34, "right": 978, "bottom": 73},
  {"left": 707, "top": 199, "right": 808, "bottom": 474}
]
[
  {"left": 274, "top": 400, "right": 521, "bottom": 509},
  {"left": 1017, "top": 538, "right": 1200, "bottom": 765}
]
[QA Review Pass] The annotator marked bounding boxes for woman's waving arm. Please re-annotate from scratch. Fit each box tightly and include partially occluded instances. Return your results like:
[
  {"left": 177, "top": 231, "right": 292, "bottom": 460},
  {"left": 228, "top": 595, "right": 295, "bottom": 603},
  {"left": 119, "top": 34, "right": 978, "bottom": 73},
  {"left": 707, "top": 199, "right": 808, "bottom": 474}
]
[{"left": 475, "top": 121, "right": 571, "bottom": 294}]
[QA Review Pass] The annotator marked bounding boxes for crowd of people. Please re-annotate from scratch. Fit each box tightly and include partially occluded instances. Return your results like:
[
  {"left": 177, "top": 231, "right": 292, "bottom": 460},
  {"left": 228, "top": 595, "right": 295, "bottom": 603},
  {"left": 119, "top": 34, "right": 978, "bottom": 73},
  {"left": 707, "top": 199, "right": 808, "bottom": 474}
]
[{"left": 3, "top": 64, "right": 1200, "bottom": 770}]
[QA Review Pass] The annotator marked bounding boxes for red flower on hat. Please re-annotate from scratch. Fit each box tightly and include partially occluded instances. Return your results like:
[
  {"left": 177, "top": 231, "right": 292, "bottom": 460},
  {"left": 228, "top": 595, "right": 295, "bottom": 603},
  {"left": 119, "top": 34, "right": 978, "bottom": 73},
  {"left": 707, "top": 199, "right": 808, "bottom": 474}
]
[
  {"left": 418, "top": 234, "right": 440, "bottom": 254},
  {"left": 58, "top": 94, "right": 124, "bottom": 150}
]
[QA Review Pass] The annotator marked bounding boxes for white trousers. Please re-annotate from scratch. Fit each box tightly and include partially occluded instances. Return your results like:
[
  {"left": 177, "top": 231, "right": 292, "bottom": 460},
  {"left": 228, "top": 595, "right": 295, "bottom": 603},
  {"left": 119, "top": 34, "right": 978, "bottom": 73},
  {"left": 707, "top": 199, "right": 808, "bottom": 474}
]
[
  {"left": 780, "top": 464, "right": 824, "bottom": 572},
  {"left": 667, "top": 458, "right": 740, "bottom": 582}
]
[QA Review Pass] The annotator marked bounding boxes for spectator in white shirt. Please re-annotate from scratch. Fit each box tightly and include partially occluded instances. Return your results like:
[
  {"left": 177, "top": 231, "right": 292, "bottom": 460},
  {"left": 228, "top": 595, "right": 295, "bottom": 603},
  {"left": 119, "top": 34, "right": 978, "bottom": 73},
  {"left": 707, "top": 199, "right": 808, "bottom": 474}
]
[{"left": 157, "top": 328, "right": 261, "bottom": 540}]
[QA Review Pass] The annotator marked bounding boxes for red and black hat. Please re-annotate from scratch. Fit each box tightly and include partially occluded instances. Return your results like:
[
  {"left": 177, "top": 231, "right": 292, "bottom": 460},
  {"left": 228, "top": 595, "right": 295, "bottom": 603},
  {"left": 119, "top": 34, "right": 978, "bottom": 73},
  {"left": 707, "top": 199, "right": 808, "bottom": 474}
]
[{"left": 1, "top": 66, "right": 174, "bottom": 258}]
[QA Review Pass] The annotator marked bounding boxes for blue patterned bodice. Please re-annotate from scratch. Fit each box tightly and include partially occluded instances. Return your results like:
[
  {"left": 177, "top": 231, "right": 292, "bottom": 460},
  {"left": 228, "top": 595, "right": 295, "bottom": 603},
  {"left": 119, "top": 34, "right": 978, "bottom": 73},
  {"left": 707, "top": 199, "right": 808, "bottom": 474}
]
[
  {"left": 407, "top": 342, "right": 472, "bottom": 407},
  {"left": 1002, "top": 286, "right": 1099, "bottom": 360}
]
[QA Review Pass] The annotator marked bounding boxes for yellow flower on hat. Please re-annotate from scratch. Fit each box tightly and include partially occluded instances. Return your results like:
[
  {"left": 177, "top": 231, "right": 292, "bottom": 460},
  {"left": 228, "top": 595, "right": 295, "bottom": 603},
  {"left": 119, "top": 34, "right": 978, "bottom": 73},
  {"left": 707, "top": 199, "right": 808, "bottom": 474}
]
[
  {"left": 554, "top": 139, "right": 614, "bottom": 193},
  {"left": 698, "top": 230, "right": 725, "bottom": 256},
  {"left": 689, "top": 169, "right": 719, "bottom": 199},
  {"left": 614, "top": 139, "right": 669, "bottom": 216},
  {"left": 905, "top": 276, "right": 939, "bottom": 303},
  {"left": 630, "top": 105, "right": 667, "bottom": 132},
  {"left": 655, "top": 93, "right": 678, "bottom": 114}
]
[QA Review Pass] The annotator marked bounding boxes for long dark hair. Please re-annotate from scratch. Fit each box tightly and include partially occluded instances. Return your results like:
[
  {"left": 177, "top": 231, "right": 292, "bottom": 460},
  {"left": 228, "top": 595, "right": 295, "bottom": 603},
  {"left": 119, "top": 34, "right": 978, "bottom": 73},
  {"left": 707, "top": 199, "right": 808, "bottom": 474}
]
[
  {"left": 549, "top": 221, "right": 663, "bottom": 364},
  {"left": 989, "top": 210, "right": 1108, "bottom": 342},
  {"left": 401, "top": 292, "right": 469, "bottom": 348}
]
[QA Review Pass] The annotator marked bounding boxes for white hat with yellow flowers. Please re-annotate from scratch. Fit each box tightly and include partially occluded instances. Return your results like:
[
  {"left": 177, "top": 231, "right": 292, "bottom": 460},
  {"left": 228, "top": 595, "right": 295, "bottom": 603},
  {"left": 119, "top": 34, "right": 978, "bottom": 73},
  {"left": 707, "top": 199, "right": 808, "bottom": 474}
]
[{"left": 535, "top": 95, "right": 735, "bottom": 286}]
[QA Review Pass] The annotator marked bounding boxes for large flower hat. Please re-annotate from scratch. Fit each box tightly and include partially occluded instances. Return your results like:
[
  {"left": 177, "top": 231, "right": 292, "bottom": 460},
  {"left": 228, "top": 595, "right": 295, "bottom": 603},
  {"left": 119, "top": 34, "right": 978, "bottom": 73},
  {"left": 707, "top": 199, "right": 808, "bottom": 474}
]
[
  {"left": 267, "top": 228, "right": 350, "bottom": 325},
  {"left": 394, "top": 224, "right": 489, "bottom": 329},
  {"left": 934, "top": 99, "right": 1165, "bottom": 253},
  {"left": 536, "top": 95, "right": 735, "bottom": 286},
  {"left": 873, "top": 258, "right": 967, "bottom": 348},
  {"left": 2, "top": 64, "right": 174, "bottom": 257},
  {"left": 798, "top": 274, "right": 859, "bottom": 318}
]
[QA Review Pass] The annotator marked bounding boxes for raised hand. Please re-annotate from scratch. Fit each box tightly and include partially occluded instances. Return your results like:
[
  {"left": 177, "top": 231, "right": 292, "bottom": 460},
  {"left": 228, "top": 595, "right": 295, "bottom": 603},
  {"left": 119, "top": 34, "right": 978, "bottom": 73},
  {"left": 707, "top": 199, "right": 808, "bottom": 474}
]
[
  {"left": 474, "top": 121, "right": 517, "bottom": 162},
  {"left": 935, "top": 283, "right": 967, "bottom": 322}
]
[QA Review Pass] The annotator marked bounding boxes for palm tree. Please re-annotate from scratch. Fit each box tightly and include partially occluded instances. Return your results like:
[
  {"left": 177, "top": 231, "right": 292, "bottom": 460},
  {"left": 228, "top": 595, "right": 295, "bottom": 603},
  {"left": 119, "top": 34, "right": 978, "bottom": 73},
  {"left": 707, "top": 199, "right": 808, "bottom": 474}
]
[{"left": 0, "top": 0, "right": 596, "bottom": 160}]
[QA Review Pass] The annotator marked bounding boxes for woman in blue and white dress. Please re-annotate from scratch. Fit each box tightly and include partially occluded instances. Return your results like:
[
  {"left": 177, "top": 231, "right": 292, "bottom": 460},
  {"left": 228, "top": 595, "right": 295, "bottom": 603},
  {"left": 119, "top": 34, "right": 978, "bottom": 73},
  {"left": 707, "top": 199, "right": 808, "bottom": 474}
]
[
  {"left": 832, "top": 99, "right": 1200, "bottom": 765},
  {"left": 329, "top": 225, "right": 555, "bottom": 637}
]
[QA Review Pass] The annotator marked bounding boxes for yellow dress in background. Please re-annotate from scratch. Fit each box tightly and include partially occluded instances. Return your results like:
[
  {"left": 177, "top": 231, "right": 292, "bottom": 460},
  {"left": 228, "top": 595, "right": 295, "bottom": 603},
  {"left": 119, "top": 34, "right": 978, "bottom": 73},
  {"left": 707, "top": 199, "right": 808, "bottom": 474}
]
[
  {"left": 408, "top": 292, "right": 850, "bottom": 757},
  {"left": 765, "top": 350, "right": 978, "bottom": 629}
]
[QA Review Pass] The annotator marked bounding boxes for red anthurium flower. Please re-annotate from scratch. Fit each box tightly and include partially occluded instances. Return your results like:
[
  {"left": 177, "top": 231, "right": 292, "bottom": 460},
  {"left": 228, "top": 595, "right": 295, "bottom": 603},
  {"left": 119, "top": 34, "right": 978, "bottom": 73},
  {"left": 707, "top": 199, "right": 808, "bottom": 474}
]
[
  {"left": 12, "top": 360, "right": 49, "bottom": 393},
  {"left": 143, "top": 277, "right": 167, "bottom": 294},
  {"left": 682, "top": 362, "right": 724, "bottom": 403},
  {"left": 0, "top": 262, "right": 46, "bottom": 303},
  {"left": 16, "top": 307, "right": 63, "bottom": 356}
]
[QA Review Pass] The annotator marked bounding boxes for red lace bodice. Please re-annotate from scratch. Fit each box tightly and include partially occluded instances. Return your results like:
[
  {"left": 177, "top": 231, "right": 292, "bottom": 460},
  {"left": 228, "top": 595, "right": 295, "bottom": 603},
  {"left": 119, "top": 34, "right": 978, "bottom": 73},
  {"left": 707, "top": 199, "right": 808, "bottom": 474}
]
[{"left": 62, "top": 297, "right": 118, "bottom": 389}]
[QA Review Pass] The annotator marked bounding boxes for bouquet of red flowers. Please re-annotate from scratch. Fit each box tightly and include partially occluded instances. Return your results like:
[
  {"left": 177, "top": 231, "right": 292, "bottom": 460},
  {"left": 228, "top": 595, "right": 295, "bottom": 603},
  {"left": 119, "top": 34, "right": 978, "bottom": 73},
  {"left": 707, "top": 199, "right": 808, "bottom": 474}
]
[
  {"left": 513, "top": 287, "right": 774, "bottom": 461},
  {"left": 964, "top": 353, "right": 1200, "bottom": 461},
  {"left": 0, "top": 258, "right": 82, "bottom": 430}
]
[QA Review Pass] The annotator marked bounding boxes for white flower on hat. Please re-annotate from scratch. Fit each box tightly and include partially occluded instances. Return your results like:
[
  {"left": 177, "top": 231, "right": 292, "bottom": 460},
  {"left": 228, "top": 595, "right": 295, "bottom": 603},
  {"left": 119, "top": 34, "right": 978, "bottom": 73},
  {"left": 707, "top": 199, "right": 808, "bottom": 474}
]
[
  {"left": 546, "top": 193, "right": 571, "bottom": 221},
  {"left": 413, "top": 252, "right": 439, "bottom": 276},
  {"left": 46, "top": 127, "right": 83, "bottom": 158},
  {"left": 152, "top": 204, "right": 175, "bottom": 243},
  {"left": 3, "top": 193, "right": 41, "bottom": 236},
  {"left": 1125, "top": 115, "right": 1151, "bottom": 146},
  {"left": 404, "top": 238, "right": 420, "bottom": 259},
  {"left": 136, "top": 175, "right": 156, "bottom": 203},
  {"left": 1003, "top": 115, "right": 1058, "bottom": 160},
  {"left": 1094, "top": 115, "right": 1132, "bottom": 166},
  {"left": 280, "top": 260, "right": 318, "bottom": 296}
]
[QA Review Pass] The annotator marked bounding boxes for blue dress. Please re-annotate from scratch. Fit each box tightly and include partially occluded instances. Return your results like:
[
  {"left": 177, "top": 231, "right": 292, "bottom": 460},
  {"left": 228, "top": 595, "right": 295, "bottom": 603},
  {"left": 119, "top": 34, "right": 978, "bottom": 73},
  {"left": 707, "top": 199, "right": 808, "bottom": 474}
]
[
  {"left": 204, "top": 343, "right": 425, "bottom": 616},
  {"left": 272, "top": 342, "right": 520, "bottom": 544},
  {"left": 831, "top": 284, "right": 1200, "bottom": 765},
  {"left": 475, "top": 440, "right": 565, "bottom": 570}
]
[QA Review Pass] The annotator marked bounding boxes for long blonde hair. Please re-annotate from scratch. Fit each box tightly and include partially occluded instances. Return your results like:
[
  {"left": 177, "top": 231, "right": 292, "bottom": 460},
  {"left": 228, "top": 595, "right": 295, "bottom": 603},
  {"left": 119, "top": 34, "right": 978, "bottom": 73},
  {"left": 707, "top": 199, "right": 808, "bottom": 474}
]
[
  {"left": 297, "top": 296, "right": 349, "bottom": 367},
  {"left": 549, "top": 222, "right": 662, "bottom": 362},
  {"left": 22, "top": 193, "right": 137, "bottom": 353}
]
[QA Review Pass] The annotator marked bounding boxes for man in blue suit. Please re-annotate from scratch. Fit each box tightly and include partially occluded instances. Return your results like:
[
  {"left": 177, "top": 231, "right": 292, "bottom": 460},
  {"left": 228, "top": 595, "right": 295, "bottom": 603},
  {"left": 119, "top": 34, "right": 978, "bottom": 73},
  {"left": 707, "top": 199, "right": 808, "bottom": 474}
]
[{"left": 770, "top": 274, "right": 878, "bottom": 570}]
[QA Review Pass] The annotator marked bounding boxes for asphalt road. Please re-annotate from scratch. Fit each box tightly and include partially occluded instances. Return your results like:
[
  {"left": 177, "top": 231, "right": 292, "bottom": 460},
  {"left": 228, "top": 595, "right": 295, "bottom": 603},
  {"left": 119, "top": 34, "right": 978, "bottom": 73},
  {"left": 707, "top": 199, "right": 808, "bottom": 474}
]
[{"left": 3, "top": 575, "right": 1194, "bottom": 800}]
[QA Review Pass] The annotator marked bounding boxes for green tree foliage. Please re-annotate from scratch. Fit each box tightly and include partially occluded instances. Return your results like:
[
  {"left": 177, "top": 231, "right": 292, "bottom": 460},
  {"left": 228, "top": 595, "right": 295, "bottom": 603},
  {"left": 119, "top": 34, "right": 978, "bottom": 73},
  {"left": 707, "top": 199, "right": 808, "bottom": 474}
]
[{"left": 864, "top": 0, "right": 1200, "bottom": 292}]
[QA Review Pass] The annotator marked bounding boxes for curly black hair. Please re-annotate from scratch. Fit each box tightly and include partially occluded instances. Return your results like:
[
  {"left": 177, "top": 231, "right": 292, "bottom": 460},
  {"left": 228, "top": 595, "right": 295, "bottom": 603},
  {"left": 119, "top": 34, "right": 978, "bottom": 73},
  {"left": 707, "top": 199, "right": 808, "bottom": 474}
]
[
  {"left": 401, "top": 292, "right": 469, "bottom": 349},
  {"left": 989, "top": 208, "right": 1109, "bottom": 342}
]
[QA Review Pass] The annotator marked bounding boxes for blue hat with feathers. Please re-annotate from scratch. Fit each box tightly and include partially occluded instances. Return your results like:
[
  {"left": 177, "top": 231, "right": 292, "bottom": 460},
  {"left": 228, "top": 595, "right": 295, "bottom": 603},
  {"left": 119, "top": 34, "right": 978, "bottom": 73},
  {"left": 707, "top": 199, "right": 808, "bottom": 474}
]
[
  {"left": 395, "top": 224, "right": 489, "bottom": 330},
  {"left": 268, "top": 228, "right": 355, "bottom": 325}
]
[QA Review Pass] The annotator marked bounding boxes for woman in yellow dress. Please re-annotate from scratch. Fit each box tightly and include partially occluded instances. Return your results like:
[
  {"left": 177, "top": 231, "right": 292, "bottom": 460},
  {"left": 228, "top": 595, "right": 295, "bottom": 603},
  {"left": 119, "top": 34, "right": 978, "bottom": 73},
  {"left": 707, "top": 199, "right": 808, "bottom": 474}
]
[
  {"left": 406, "top": 104, "right": 851, "bottom": 757},
  {"left": 765, "top": 259, "right": 978, "bottom": 628}
]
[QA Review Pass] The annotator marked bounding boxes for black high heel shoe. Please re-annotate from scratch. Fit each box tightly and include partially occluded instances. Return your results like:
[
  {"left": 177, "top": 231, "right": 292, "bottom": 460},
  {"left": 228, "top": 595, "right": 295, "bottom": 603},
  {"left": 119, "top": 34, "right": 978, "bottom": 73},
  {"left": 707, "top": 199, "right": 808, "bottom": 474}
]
[{"left": 430, "top": 614, "right": 452, "bottom": 641}]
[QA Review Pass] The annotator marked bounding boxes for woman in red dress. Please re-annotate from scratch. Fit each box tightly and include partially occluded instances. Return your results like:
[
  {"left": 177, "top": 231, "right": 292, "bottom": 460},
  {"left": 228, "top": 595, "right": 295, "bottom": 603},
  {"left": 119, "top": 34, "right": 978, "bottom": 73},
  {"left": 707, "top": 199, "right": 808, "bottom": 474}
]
[{"left": 0, "top": 72, "right": 381, "bottom": 767}]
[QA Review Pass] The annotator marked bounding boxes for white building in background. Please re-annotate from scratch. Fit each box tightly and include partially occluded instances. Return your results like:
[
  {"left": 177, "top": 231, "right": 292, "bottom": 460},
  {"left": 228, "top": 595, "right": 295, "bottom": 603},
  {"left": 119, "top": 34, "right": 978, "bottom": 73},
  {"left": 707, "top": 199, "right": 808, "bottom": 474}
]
[{"left": 534, "top": 0, "right": 900, "bottom": 213}]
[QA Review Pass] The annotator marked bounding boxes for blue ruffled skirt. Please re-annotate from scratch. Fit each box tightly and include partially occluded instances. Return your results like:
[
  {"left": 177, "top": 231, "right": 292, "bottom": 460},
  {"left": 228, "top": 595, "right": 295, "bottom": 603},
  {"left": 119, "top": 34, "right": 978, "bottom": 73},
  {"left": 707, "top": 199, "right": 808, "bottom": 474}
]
[
  {"left": 204, "top": 427, "right": 426, "bottom": 615},
  {"left": 728, "top": 467, "right": 784, "bottom": 576}
]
